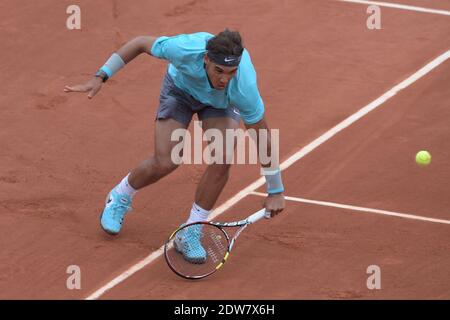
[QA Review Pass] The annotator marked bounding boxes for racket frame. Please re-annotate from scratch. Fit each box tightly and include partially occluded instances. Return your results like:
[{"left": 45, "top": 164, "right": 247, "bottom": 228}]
[{"left": 164, "top": 209, "right": 267, "bottom": 280}]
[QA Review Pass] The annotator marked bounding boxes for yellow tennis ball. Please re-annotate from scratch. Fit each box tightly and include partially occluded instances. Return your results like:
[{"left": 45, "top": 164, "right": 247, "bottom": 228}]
[{"left": 415, "top": 150, "right": 431, "bottom": 166}]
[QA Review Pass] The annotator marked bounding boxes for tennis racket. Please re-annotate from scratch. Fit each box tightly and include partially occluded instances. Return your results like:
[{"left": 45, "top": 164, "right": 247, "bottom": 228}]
[{"left": 164, "top": 208, "right": 269, "bottom": 280}]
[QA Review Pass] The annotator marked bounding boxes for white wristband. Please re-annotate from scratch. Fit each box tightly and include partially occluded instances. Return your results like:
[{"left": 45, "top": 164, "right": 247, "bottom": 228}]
[
  {"left": 99, "top": 53, "right": 125, "bottom": 78},
  {"left": 262, "top": 168, "right": 284, "bottom": 194}
]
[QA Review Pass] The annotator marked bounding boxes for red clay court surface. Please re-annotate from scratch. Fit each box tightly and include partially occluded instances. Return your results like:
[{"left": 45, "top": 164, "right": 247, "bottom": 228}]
[{"left": 0, "top": 0, "right": 449, "bottom": 299}]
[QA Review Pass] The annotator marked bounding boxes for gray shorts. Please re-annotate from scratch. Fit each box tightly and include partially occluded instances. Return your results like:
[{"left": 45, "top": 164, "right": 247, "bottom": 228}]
[{"left": 155, "top": 72, "right": 241, "bottom": 126}]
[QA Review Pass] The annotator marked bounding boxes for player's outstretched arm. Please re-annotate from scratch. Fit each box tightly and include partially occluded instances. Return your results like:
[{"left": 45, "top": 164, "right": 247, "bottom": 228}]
[
  {"left": 116, "top": 36, "right": 157, "bottom": 62},
  {"left": 64, "top": 36, "right": 157, "bottom": 99}
]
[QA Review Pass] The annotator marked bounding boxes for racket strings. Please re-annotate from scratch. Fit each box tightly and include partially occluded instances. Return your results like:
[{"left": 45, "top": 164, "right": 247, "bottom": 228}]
[{"left": 165, "top": 223, "right": 229, "bottom": 278}]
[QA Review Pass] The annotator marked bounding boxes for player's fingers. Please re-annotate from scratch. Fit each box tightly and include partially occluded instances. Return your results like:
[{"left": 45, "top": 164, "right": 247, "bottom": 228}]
[
  {"left": 64, "top": 85, "right": 76, "bottom": 92},
  {"left": 88, "top": 83, "right": 103, "bottom": 99},
  {"left": 266, "top": 208, "right": 276, "bottom": 218},
  {"left": 270, "top": 209, "right": 282, "bottom": 217},
  {"left": 64, "top": 84, "right": 89, "bottom": 92},
  {"left": 87, "top": 89, "right": 96, "bottom": 99}
]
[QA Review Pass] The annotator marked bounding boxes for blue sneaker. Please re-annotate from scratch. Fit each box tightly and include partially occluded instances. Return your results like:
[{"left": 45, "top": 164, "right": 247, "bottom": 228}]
[
  {"left": 100, "top": 189, "right": 132, "bottom": 235},
  {"left": 174, "top": 224, "right": 207, "bottom": 264}
]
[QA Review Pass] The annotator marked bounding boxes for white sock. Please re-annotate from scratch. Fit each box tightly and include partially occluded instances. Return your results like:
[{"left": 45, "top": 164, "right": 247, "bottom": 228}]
[
  {"left": 114, "top": 174, "right": 138, "bottom": 198},
  {"left": 186, "top": 203, "right": 210, "bottom": 224}
]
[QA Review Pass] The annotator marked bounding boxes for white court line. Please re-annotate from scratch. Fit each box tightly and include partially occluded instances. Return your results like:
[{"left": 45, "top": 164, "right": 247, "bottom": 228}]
[
  {"left": 251, "top": 192, "right": 450, "bottom": 225},
  {"left": 85, "top": 50, "right": 450, "bottom": 300},
  {"left": 85, "top": 248, "right": 164, "bottom": 300},
  {"left": 337, "top": 0, "right": 450, "bottom": 16}
]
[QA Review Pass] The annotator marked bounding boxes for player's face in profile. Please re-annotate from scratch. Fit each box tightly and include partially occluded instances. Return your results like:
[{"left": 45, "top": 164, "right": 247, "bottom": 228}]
[{"left": 204, "top": 55, "right": 238, "bottom": 90}]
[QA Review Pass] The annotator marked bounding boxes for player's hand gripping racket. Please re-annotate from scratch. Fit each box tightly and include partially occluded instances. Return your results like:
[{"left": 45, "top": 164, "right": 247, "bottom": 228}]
[{"left": 164, "top": 208, "right": 269, "bottom": 280}]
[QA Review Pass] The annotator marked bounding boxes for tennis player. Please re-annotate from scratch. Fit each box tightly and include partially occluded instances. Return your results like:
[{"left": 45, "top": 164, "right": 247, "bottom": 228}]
[{"left": 65, "top": 29, "right": 285, "bottom": 263}]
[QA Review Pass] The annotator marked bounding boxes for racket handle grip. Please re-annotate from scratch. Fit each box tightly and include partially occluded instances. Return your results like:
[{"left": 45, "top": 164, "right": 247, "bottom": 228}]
[{"left": 248, "top": 208, "right": 270, "bottom": 224}]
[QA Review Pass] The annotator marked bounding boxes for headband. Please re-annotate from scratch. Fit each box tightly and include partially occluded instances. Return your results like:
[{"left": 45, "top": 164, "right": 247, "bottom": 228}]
[{"left": 207, "top": 51, "right": 242, "bottom": 67}]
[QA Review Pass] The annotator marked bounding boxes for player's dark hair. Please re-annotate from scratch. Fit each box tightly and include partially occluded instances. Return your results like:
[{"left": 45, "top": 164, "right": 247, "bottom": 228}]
[{"left": 206, "top": 29, "right": 244, "bottom": 56}]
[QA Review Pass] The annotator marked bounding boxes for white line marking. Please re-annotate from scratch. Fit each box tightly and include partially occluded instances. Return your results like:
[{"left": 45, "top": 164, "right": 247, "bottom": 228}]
[
  {"left": 85, "top": 50, "right": 450, "bottom": 299},
  {"left": 85, "top": 248, "right": 164, "bottom": 300},
  {"left": 337, "top": 0, "right": 450, "bottom": 16},
  {"left": 251, "top": 192, "right": 450, "bottom": 225}
]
